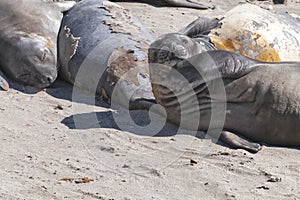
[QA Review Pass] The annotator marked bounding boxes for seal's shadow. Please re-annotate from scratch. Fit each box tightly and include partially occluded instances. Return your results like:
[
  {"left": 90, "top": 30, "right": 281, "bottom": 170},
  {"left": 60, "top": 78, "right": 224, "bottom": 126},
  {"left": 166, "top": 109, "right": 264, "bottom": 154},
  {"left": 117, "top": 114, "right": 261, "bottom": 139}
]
[
  {"left": 46, "top": 79, "right": 110, "bottom": 108},
  {"left": 60, "top": 110, "right": 300, "bottom": 152},
  {"left": 61, "top": 109, "right": 206, "bottom": 138}
]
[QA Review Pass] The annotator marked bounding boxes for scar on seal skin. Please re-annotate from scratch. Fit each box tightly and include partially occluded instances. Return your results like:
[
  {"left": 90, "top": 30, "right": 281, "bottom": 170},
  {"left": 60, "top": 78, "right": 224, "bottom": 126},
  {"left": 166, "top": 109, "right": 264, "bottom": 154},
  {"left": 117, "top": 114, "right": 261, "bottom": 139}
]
[{"left": 58, "top": 0, "right": 155, "bottom": 110}]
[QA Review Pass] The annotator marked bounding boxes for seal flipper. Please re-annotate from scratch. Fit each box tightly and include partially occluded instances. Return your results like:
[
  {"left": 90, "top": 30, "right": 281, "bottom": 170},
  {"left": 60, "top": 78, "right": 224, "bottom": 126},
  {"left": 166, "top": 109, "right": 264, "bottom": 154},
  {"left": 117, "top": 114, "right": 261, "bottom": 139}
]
[
  {"left": 129, "top": 98, "right": 156, "bottom": 110},
  {"left": 219, "top": 131, "right": 262, "bottom": 153},
  {"left": 181, "top": 50, "right": 261, "bottom": 82},
  {"left": 179, "top": 17, "right": 223, "bottom": 37},
  {"left": 163, "top": 0, "right": 213, "bottom": 9},
  {"left": 0, "top": 71, "right": 9, "bottom": 91}
]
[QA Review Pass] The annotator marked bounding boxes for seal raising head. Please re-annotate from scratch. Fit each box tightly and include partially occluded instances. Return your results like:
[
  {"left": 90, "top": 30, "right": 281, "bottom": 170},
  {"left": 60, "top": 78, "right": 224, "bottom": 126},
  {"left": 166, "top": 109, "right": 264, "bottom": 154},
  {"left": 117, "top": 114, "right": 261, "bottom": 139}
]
[
  {"left": 149, "top": 33, "right": 216, "bottom": 66},
  {"left": 148, "top": 16, "right": 300, "bottom": 153},
  {"left": 149, "top": 31, "right": 300, "bottom": 153}
]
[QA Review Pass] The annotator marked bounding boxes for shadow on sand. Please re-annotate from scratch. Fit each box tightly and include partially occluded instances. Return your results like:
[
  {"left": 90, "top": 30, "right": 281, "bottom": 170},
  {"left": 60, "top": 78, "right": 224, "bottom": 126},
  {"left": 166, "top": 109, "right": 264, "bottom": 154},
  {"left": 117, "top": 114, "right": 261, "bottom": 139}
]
[{"left": 61, "top": 108, "right": 207, "bottom": 139}]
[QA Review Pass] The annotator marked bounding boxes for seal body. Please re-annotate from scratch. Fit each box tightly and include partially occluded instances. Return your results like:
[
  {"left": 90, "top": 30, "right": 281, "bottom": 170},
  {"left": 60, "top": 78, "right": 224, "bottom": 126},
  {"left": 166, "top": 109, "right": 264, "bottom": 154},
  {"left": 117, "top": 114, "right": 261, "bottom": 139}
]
[
  {"left": 58, "top": 0, "right": 155, "bottom": 109},
  {"left": 69, "top": 0, "right": 213, "bottom": 9},
  {"left": 209, "top": 4, "right": 300, "bottom": 62},
  {"left": 223, "top": 61, "right": 300, "bottom": 145},
  {"left": 0, "top": 0, "right": 75, "bottom": 88},
  {"left": 149, "top": 31, "right": 300, "bottom": 152},
  {"left": 157, "top": 0, "right": 213, "bottom": 9}
]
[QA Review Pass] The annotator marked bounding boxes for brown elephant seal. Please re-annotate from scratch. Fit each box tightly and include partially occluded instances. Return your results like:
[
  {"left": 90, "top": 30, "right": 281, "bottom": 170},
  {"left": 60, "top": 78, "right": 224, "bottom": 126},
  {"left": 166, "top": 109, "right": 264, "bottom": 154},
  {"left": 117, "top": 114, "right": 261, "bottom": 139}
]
[
  {"left": 0, "top": 0, "right": 75, "bottom": 88},
  {"left": 149, "top": 29, "right": 300, "bottom": 153}
]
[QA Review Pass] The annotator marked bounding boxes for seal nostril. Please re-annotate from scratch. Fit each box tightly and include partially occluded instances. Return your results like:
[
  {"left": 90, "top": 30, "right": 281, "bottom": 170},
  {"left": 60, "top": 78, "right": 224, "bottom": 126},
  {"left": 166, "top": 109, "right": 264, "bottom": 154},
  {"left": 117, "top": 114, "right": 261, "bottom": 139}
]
[{"left": 47, "top": 76, "right": 53, "bottom": 83}]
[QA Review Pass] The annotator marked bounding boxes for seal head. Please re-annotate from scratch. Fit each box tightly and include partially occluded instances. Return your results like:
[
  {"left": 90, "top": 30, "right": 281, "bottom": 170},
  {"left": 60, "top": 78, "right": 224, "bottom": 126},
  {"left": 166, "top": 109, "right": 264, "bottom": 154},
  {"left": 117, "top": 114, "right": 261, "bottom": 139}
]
[
  {"left": 3, "top": 33, "right": 57, "bottom": 88},
  {"left": 148, "top": 33, "right": 214, "bottom": 66}
]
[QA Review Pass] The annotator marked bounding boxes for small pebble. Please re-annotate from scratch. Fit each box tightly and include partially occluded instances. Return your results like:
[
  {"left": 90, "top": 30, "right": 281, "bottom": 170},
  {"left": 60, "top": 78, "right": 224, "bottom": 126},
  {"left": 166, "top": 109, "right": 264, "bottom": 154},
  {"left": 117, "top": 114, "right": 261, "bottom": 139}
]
[{"left": 55, "top": 105, "right": 63, "bottom": 110}]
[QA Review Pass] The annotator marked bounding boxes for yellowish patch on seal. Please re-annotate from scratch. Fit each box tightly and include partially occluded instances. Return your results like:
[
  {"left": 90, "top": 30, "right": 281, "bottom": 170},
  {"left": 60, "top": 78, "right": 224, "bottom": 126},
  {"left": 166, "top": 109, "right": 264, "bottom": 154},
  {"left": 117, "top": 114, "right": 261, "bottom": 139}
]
[
  {"left": 210, "top": 37, "right": 237, "bottom": 51},
  {"left": 210, "top": 30, "right": 281, "bottom": 62},
  {"left": 252, "top": 32, "right": 280, "bottom": 62}
]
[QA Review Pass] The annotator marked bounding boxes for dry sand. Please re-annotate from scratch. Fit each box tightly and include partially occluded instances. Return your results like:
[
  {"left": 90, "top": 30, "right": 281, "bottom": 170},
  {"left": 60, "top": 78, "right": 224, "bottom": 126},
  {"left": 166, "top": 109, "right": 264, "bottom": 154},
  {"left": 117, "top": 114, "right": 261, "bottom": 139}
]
[{"left": 1, "top": 0, "right": 300, "bottom": 199}]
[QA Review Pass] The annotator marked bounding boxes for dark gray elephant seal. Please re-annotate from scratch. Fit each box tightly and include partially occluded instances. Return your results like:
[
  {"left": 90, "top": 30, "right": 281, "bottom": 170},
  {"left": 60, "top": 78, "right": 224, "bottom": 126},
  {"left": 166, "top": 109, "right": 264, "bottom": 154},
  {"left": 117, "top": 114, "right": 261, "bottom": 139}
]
[
  {"left": 111, "top": 0, "right": 214, "bottom": 9},
  {"left": 160, "top": 0, "right": 214, "bottom": 9},
  {"left": 149, "top": 24, "right": 300, "bottom": 153},
  {"left": 58, "top": 0, "right": 155, "bottom": 109},
  {"left": 0, "top": 0, "right": 75, "bottom": 88},
  {"left": 70, "top": 0, "right": 214, "bottom": 9}
]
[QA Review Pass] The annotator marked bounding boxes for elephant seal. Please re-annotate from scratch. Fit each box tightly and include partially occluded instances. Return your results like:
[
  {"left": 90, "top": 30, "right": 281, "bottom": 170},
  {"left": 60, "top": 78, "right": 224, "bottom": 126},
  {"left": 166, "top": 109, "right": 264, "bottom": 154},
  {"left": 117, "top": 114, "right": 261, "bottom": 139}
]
[
  {"left": 58, "top": 0, "right": 155, "bottom": 109},
  {"left": 209, "top": 3, "right": 300, "bottom": 62},
  {"left": 69, "top": 0, "right": 214, "bottom": 9},
  {"left": 152, "top": 0, "right": 214, "bottom": 9},
  {"left": 149, "top": 29, "right": 300, "bottom": 153},
  {"left": 111, "top": 0, "right": 214, "bottom": 9},
  {"left": 0, "top": 0, "right": 75, "bottom": 88}
]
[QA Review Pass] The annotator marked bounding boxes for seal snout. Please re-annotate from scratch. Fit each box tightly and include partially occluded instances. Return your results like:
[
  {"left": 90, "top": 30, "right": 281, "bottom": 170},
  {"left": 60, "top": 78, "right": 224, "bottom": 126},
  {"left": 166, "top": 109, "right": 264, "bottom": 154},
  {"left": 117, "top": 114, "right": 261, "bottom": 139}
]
[
  {"left": 39, "top": 69, "right": 57, "bottom": 88},
  {"left": 46, "top": 76, "right": 54, "bottom": 83}
]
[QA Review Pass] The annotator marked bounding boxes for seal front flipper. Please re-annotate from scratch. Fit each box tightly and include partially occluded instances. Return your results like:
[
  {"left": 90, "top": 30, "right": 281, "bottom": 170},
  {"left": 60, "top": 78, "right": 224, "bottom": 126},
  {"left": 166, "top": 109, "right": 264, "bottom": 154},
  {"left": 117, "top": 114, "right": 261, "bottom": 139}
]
[
  {"left": 163, "top": 0, "right": 214, "bottom": 9},
  {"left": 219, "top": 131, "right": 262, "bottom": 153},
  {"left": 0, "top": 71, "right": 9, "bottom": 91},
  {"left": 183, "top": 50, "right": 261, "bottom": 82},
  {"left": 179, "top": 17, "right": 223, "bottom": 37}
]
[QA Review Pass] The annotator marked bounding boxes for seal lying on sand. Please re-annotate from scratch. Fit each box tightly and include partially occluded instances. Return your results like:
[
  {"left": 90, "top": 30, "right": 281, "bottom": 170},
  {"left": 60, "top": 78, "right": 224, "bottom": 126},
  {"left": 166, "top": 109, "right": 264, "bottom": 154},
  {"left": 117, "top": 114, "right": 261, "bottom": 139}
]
[
  {"left": 69, "top": 0, "right": 213, "bottom": 9},
  {"left": 58, "top": 0, "right": 155, "bottom": 109},
  {"left": 0, "top": 0, "right": 75, "bottom": 88},
  {"left": 209, "top": 3, "right": 300, "bottom": 62},
  {"left": 149, "top": 19, "right": 300, "bottom": 153},
  {"left": 111, "top": 0, "right": 214, "bottom": 9}
]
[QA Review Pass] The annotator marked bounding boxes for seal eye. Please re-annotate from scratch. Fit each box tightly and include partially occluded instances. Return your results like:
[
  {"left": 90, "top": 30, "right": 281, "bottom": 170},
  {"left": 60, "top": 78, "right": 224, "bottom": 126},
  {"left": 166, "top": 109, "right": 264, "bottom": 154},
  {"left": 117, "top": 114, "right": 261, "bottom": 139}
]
[
  {"left": 40, "top": 52, "right": 47, "bottom": 61},
  {"left": 37, "top": 50, "right": 49, "bottom": 62},
  {"left": 181, "top": 38, "right": 189, "bottom": 44}
]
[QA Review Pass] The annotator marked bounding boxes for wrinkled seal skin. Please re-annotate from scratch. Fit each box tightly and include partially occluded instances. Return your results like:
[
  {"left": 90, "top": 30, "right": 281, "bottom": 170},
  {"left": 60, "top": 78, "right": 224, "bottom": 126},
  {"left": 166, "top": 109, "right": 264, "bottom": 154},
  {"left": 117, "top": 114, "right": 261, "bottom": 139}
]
[
  {"left": 0, "top": 0, "right": 75, "bottom": 88},
  {"left": 149, "top": 18, "right": 300, "bottom": 153},
  {"left": 58, "top": 0, "right": 155, "bottom": 109}
]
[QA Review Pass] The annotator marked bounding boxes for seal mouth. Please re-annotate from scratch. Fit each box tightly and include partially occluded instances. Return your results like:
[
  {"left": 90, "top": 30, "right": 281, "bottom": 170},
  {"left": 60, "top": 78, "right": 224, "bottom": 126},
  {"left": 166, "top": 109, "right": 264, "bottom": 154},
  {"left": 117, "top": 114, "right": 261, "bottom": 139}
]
[{"left": 16, "top": 71, "right": 56, "bottom": 89}]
